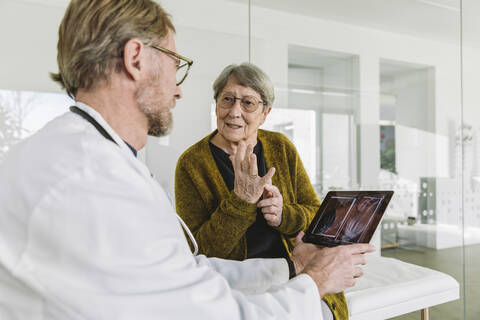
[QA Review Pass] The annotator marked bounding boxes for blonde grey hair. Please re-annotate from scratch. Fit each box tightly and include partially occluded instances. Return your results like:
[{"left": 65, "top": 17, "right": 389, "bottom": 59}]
[
  {"left": 50, "top": 0, "right": 175, "bottom": 98},
  {"left": 213, "top": 62, "right": 275, "bottom": 111}
]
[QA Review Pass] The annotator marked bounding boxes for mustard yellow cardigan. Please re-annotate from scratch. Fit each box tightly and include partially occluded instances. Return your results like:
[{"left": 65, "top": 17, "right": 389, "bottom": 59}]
[{"left": 175, "top": 129, "right": 348, "bottom": 319}]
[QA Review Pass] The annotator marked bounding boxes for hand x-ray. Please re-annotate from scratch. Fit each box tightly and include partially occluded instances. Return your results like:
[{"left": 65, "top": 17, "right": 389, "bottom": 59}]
[{"left": 303, "top": 191, "right": 393, "bottom": 246}]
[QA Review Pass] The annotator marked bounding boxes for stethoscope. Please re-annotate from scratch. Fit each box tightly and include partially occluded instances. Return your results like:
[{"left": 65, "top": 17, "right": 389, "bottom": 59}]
[{"left": 70, "top": 106, "right": 199, "bottom": 255}]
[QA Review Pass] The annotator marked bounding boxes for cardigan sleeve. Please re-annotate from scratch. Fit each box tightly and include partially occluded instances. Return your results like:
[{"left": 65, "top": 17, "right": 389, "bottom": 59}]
[
  {"left": 274, "top": 137, "right": 320, "bottom": 237},
  {"left": 175, "top": 156, "right": 257, "bottom": 259}
]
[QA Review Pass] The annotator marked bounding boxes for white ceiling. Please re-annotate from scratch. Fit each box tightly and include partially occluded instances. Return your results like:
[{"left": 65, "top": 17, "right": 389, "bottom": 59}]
[
  {"left": 14, "top": 0, "right": 480, "bottom": 47},
  {"left": 231, "top": 0, "right": 480, "bottom": 47}
]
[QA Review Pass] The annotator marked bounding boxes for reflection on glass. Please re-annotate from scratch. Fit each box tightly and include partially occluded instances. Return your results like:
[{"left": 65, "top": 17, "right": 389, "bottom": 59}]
[
  {"left": 260, "top": 107, "right": 316, "bottom": 184},
  {"left": 0, "top": 90, "right": 72, "bottom": 163},
  {"left": 287, "top": 45, "right": 357, "bottom": 193}
]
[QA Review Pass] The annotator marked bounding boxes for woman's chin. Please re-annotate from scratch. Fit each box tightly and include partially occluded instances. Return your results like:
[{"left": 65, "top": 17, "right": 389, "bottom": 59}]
[
  {"left": 224, "top": 136, "right": 244, "bottom": 144},
  {"left": 219, "top": 131, "right": 244, "bottom": 143}
]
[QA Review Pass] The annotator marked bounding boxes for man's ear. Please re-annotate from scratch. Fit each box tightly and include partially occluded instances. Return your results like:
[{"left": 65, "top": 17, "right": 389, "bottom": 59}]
[{"left": 122, "top": 38, "right": 145, "bottom": 81}]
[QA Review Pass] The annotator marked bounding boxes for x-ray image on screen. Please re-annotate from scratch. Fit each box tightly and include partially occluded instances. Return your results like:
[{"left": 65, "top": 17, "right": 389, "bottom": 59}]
[
  {"left": 303, "top": 191, "right": 393, "bottom": 246},
  {"left": 313, "top": 197, "right": 355, "bottom": 237},
  {"left": 312, "top": 195, "right": 383, "bottom": 243}
]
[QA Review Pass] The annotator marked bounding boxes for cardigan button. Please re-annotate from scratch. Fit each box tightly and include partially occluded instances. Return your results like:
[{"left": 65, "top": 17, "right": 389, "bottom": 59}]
[{"left": 332, "top": 302, "right": 337, "bottom": 310}]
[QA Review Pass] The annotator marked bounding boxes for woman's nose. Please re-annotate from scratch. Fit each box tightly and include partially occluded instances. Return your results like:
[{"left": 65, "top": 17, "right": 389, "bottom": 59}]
[{"left": 227, "top": 100, "right": 242, "bottom": 117}]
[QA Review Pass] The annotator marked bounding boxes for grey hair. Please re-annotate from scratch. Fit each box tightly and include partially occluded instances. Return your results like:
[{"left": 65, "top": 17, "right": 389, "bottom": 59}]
[
  {"left": 213, "top": 62, "right": 275, "bottom": 111},
  {"left": 50, "top": 0, "right": 175, "bottom": 98}
]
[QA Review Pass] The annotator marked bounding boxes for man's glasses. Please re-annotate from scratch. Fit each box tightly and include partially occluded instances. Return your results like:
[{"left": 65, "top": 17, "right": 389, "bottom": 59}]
[
  {"left": 151, "top": 45, "right": 193, "bottom": 86},
  {"left": 217, "top": 93, "right": 265, "bottom": 113}
]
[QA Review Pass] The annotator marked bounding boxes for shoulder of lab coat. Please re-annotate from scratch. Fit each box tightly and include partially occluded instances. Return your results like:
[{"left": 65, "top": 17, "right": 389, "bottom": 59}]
[{"left": 0, "top": 106, "right": 323, "bottom": 320}]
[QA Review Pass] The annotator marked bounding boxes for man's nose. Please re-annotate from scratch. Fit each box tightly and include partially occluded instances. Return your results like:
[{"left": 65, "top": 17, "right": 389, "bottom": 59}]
[{"left": 175, "top": 85, "right": 183, "bottom": 100}]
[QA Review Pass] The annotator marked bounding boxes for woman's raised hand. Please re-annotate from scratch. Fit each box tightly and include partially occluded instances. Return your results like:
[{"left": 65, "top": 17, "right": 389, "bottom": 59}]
[
  {"left": 230, "top": 141, "right": 275, "bottom": 204},
  {"left": 258, "top": 183, "right": 283, "bottom": 227}
]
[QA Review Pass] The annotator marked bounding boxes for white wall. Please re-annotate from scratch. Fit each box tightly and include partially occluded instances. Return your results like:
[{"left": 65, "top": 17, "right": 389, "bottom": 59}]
[{"left": 0, "top": 1, "right": 65, "bottom": 93}]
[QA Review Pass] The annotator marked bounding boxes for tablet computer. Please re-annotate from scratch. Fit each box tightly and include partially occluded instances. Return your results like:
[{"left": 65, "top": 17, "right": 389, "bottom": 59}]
[{"left": 302, "top": 190, "right": 394, "bottom": 246}]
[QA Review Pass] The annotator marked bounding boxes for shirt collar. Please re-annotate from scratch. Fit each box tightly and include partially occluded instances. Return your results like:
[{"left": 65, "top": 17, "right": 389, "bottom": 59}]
[{"left": 123, "top": 140, "right": 137, "bottom": 157}]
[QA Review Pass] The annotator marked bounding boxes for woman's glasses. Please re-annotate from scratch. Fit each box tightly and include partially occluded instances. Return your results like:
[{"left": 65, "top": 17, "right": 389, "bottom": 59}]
[{"left": 217, "top": 93, "right": 265, "bottom": 113}]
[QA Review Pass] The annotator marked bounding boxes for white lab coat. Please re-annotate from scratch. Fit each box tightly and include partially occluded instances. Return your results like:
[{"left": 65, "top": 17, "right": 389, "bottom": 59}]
[{"left": 0, "top": 103, "right": 323, "bottom": 319}]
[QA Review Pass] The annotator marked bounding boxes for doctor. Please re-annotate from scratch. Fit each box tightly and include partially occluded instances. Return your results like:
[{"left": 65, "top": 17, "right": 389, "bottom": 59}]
[{"left": 0, "top": 0, "right": 374, "bottom": 319}]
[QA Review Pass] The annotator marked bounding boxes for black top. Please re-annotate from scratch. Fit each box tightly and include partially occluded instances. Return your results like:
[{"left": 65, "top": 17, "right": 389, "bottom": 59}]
[{"left": 209, "top": 141, "right": 289, "bottom": 259}]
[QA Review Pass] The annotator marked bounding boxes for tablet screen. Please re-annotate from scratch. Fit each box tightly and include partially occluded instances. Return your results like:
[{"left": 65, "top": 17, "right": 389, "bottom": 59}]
[{"left": 303, "top": 191, "right": 393, "bottom": 246}]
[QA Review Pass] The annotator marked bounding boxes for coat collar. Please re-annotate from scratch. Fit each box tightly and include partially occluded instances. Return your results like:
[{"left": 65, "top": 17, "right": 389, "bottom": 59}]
[{"left": 74, "top": 101, "right": 153, "bottom": 182}]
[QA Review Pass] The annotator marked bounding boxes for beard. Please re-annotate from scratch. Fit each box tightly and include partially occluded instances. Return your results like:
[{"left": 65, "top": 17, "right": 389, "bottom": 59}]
[
  {"left": 135, "top": 66, "right": 175, "bottom": 137},
  {"left": 141, "top": 103, "right": 173, "bottom": 137}
]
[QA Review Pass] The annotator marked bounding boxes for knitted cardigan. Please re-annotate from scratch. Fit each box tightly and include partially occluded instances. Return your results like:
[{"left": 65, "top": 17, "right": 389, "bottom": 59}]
[{"left": 175, "top": 129, "right": 348, "bottom": 319}]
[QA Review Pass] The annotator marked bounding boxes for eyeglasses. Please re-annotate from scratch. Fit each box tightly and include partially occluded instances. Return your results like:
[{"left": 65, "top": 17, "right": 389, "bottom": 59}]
[
  {"left": 150, "top": 45, "right": 193, "bottom": 86},
  {"left": 217, "top": 93, "right": 265, "bottom": 113}
]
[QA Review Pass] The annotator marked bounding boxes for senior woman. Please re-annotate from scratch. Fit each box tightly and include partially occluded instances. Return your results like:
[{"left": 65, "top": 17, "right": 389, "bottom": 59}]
[{"left": 175, "top": 63, "right": 347, "bottom": 319}]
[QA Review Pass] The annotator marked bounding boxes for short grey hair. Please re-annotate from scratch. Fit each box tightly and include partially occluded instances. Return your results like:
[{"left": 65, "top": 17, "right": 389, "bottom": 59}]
[{"left": 213, "top": 62, "right": 275, "bottom": 111}]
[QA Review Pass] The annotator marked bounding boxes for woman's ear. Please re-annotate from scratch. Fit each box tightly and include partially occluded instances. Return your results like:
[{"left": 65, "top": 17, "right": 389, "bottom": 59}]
[
  {"left": 260, "top": 107, "right": 272, "bottom": 124},
  {"left": 122, "top": 38, "right": 145, "bottom": 81}
]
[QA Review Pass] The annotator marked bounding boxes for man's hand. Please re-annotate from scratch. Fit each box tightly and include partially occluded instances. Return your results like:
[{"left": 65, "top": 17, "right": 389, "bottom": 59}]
[
  {"left": 290, "top": 231, "right": 318, "bottom": 274},
  {"left": 301, "top": 243, "right": 375, "bottom": 298},
  {"left": 290, "top": 231, "right": 375, "bottom": 298},
  {"left": 257, "top": 184, "right": 283, "bottom": 227}
]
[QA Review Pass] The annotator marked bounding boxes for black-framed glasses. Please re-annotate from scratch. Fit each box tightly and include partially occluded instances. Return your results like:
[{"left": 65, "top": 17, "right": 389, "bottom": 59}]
[
  {"left": 151, "top": 45, "right": 193, "bottom": 86},
  {"left": 217, "top": 93, "right": 265, "bottom": 113}
]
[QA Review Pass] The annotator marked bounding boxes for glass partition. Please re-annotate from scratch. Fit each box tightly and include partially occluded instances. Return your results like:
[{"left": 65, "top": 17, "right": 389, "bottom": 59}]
[
  {"left": 249, "top": 0, "right": 464, "bottom": 318},
  {"left": 461, "top": 0, "right": 480, "bottom": 318}
]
